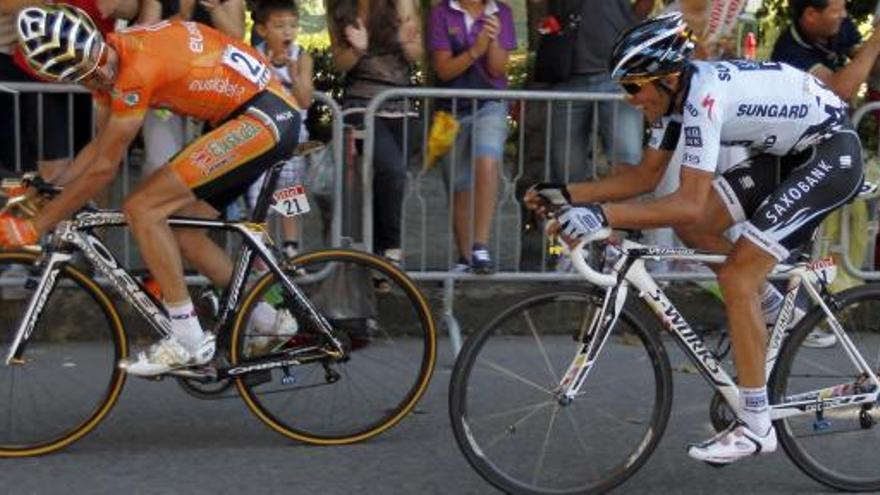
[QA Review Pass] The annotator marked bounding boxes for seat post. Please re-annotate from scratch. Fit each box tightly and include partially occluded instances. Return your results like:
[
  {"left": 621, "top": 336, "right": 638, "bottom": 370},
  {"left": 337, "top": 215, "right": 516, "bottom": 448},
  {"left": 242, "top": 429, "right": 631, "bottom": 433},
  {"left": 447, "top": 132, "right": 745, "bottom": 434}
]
[{"left": 249, "top": 160, "right": 285, "bottom": 223}]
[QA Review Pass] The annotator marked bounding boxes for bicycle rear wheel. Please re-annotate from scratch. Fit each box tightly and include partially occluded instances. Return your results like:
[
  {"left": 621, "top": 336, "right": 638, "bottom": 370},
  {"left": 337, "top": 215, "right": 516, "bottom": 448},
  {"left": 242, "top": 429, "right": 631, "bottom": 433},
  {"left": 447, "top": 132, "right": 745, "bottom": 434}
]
[
  {"left": 230, "top": 249, "right": 436, "bottom": 444},
  {"left": 771, "top": 284, "right": 880, "bottom": 492},
  {"left": 449, "top": 288, "right": 672, "bottom": 495},
  {"left": 0, "top": 252, "right": 127, "bottom": 456}
]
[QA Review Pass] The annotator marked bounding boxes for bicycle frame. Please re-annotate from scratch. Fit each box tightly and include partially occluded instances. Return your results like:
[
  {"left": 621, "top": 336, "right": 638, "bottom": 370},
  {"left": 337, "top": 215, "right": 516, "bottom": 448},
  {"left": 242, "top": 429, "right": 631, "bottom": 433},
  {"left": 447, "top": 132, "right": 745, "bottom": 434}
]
[
  {"left": 556, "top": 239, "right": 880, "bottom": 421},
  {"left": 4, "top": 164, "right": 344, "bottom": 370}
]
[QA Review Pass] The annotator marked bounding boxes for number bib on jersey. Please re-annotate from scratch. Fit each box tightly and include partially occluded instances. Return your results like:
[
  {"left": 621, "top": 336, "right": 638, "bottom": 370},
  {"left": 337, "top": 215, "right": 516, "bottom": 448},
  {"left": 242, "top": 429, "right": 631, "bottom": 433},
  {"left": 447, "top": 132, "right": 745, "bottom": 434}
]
[
  {"left": 222, "top": 46, "right": 270, "bottom": 90},
  {"left": 271, "top": 185, "right": 311, "bottom": 217}
]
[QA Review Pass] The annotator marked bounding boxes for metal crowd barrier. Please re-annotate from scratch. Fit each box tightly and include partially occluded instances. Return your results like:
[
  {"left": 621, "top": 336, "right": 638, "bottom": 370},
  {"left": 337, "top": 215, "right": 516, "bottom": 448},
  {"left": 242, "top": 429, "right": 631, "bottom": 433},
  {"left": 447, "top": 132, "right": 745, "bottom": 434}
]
[
  {"left": 10, "top": 81, "right": 878, "bottom": 356},
  {"left": 361, "top": 88, "right": 663, "bottom": 352}
]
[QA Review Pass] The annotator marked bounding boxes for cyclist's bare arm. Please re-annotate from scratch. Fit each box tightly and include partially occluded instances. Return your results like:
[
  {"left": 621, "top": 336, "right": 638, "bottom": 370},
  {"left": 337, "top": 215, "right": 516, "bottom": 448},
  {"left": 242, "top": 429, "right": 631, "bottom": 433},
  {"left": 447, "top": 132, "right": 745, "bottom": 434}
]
[
  {"left": 602, "top": 166, "right": 714, "bottom": 229},
  {"left": 525, "top": 147, "right": 672, "bottom": 212},
  {"left": 33, "top": 112, "right": 144, "bottom": 234},
  {"left": 567, "top": 147, "right": 672, "bottom": 203}
]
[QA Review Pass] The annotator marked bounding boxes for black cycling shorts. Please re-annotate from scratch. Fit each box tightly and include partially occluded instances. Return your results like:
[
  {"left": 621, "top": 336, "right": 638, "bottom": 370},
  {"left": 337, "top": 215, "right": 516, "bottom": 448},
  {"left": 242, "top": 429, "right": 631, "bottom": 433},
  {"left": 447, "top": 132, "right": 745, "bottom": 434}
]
[
  {"left": 170, "top": 89, "right": 301, "bottom": 211},
  {"left": 713, "top": 128, "right": 863, "bottom": 261}
]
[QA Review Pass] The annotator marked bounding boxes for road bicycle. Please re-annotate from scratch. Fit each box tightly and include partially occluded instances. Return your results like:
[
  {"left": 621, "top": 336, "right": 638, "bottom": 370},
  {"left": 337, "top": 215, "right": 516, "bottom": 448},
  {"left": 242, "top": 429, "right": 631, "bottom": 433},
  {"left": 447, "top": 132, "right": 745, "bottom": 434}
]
[
  {"left": 449, "top": 236, "right": 880, "bottom": 494},
  {"left": 0, "top": 160, "right": 437, "bottom": 457}
]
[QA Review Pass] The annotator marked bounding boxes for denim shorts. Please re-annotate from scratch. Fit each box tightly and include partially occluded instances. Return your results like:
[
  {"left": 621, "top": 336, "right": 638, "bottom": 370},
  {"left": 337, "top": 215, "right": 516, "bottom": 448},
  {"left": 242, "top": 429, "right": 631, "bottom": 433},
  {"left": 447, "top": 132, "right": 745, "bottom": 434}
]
[{"left": 442, "top": 101, "right": 508, "bottom": 192}]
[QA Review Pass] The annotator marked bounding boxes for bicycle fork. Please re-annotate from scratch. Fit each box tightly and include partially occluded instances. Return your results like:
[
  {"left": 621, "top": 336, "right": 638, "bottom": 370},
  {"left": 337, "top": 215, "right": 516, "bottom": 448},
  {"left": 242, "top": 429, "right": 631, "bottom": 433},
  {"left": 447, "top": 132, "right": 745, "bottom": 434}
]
[
  {"left": 4, "top": 251, "right": 70, "bottom": 366},
  {"left": 556, "top": 283, "right": 629, "bottom": 404}
]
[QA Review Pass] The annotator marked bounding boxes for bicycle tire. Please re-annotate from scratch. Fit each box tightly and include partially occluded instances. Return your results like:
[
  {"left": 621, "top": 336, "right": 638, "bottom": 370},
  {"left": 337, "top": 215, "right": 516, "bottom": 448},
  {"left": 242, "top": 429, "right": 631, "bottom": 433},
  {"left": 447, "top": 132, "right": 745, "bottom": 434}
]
[
  {"left": 449, "top": 287, "right": 673, "bottom": 495},
  {"left": 0, "top": 251, "right": 127, "bottom": 457},
  {"left": 230, "top": 249, "right": 436, "bottom": 445},
  {"left": 771, "top": 283, "right": 880, "bottom": 492}
]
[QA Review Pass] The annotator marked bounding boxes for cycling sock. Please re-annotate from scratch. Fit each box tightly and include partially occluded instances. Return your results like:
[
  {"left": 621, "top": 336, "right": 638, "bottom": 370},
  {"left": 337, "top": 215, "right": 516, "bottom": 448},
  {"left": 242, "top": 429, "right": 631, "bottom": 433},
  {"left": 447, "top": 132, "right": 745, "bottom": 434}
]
[
  {"left": 761, "top": 284, "right": 784, "bottom": 327},
  {"left": 167, "top": 299, "right": 205, "bottom": 351},
  {"left": 739, "top": 386, "right": 771, "bottom": 435}
]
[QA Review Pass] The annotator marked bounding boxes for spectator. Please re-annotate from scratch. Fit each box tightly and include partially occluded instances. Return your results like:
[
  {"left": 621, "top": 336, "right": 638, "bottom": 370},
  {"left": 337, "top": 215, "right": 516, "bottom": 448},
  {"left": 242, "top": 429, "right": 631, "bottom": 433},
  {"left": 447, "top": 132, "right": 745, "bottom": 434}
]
[
  {"left": 427, "top": 0, "right": 515, "bottom": 274},
  {"left": 245, "top": 0, "right": 313, "bottom": 262},
  {"left": 543, "top": 0, "right": 652, "bottom": 183},
  {"left": 0, "top": 0, "right": 135, "bottom": 178},
  {"left": 326, "top": 0, "right": 423, "bottom": 272},
  {"left": 771, "top": 0, "right": 880, "bottom": 101},
  {"left": 137, "top": 0, "right": 246, "bottom": 178}
]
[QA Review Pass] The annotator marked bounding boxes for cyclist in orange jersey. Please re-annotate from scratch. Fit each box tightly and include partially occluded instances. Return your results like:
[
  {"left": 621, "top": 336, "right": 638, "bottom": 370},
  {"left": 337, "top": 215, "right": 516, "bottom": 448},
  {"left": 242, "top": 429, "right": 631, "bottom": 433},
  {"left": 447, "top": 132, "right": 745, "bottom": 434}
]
[{"left": 0, "top": 5, "right": 302, "bottom": 376}]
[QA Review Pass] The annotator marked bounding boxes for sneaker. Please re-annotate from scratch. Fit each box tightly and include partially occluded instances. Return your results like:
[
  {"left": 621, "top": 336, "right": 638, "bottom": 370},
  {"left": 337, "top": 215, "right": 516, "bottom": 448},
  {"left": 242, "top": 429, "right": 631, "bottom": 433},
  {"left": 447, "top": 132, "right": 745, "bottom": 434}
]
[
  {"left": 470, "top": 246, "right": 494, "bottom": 275},
  {"left": 687, "top": 421, "right": 777, "bottom": 465},
  {"left": 120, "top": 333, "right": 216, "bottom": 377},
  {"left": 451, "top": 257, "right": 470, "bottom": 274},
  {"left": 803, "top": 328, "right": 837, "bottom": 348},
  {"left": 281, "top": 242, "right": 300, "bottom": 261},
  {"left": 246, "top": 302, "right": 299, "bottom": 355},
  {"left": 374, "top": 249, "right": 402, "bottom": 293}
]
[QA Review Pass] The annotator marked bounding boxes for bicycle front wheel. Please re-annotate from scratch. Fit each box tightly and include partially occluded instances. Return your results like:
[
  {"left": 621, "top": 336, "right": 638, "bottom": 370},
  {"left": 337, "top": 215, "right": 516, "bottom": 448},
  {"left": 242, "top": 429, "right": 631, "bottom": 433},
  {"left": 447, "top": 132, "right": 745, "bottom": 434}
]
[
  {"left": 0, "top": 252, "right": 127, "bottom": 457},
  {"left": 230, "top": 249, "right": 436, "bottom": 445},
  {"left": 771, "top": 284, "right": 880, "bottom": 492},
  {"left": 449, "top": 288, "right": 672, "bottom": 495}
]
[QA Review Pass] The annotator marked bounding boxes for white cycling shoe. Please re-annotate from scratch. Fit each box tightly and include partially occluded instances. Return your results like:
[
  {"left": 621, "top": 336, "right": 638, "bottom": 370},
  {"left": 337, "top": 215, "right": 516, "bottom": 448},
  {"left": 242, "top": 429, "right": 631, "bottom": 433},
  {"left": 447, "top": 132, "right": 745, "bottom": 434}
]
[
  {"left": 246, "top": 302, "right": 299, "bottom": 355},
  {"left": 687, "top": 421, "right": 777, "bottom": 465},
  {"left": 119, "top": 333, "right": 216, "bottom": 377}
]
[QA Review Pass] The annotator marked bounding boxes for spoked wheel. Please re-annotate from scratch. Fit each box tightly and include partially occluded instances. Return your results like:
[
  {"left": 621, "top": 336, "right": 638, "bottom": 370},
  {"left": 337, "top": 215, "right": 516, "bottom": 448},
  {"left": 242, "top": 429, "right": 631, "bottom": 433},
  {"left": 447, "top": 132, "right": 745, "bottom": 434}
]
[
  {"left": 230, "top": 249, "right": 436, "bottom": 445},
  {"left": 0, "top": 252, "right": 127, "bottom": 456},
  {"left": 449, "top": 288, "right": 673, "bottom": 495},
  {"left": 771, "top": 284, "right": 880, "bottom": 492}
]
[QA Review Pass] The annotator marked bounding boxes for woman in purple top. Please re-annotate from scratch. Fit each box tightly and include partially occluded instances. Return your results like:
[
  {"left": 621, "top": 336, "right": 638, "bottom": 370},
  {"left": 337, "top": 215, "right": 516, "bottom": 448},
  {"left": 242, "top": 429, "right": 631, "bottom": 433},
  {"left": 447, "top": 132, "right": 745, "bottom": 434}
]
[{"left": 428, "top": 0, "right": 516, "bottom": 274}]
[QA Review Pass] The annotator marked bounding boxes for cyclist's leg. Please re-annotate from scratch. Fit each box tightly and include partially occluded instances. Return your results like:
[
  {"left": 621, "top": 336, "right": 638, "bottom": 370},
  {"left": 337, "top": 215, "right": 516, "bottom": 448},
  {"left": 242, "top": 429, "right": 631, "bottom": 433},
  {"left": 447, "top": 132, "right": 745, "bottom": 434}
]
[
  {"left": 121, "top": 91, "right": 300, "bottom": 375},
  {"left": 172, "top": 200, "right": 233, "bottom": 288},
  {"left": 690, "top": 130, "right": 864, "bottom": 464},
  {"left": 675, "top": 153, "right": 780, "bottom": 255},
  {"left": 123, "top": 170, "right": 199, "bottom": 305}
]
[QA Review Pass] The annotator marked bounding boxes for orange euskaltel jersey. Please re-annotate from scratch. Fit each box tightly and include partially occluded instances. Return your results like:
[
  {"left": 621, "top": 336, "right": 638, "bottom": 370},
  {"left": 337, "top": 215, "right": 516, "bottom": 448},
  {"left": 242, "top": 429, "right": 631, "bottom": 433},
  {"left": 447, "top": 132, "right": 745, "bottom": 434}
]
[{"left": 94, "top": 20, "right": 296, "bottom": 125}]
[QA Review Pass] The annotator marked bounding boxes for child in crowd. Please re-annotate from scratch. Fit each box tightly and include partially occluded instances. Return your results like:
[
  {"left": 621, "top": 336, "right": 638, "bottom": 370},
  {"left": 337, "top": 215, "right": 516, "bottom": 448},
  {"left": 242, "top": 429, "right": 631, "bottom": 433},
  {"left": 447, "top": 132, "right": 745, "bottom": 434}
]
[
  {"left": 247, "top": 0, "right": 314, "bottom": 261},
  {"left": 427, "top": 0, "right": 516, "bottom": 274}
]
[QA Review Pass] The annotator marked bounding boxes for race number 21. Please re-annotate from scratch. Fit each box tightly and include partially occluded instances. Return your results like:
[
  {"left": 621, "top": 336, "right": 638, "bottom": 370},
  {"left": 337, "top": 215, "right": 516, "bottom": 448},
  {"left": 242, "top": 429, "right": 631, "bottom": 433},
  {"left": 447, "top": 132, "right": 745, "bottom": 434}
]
[{"left": 271, "top": 185, "right": 311, "bottom": 217}]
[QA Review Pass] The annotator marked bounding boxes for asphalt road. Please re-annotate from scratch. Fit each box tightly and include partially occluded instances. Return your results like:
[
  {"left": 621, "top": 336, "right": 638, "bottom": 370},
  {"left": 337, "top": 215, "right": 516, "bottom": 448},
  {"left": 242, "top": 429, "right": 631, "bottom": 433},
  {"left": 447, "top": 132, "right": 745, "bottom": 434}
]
[{"left": 0, "top": 334, "right": 860, "bottom": 495}]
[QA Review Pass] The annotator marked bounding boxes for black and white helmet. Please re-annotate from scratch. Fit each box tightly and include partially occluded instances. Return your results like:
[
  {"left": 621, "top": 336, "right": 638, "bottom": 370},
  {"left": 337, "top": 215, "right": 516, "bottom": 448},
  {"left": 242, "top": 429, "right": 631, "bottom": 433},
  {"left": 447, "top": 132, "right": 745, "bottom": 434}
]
[
  {"left": 608, "top": 12, "right": 695, "bottom": 82},
  {"left": 17, "top": 5, "right": 104, "bottom": 82}
]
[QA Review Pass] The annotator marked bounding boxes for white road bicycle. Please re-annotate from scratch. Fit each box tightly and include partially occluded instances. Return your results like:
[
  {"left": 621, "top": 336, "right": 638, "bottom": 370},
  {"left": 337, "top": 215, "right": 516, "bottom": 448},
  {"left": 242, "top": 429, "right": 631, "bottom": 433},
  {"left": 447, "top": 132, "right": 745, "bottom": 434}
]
[{"left": 449, "top": 238, "right": 880, "bottom": 494}]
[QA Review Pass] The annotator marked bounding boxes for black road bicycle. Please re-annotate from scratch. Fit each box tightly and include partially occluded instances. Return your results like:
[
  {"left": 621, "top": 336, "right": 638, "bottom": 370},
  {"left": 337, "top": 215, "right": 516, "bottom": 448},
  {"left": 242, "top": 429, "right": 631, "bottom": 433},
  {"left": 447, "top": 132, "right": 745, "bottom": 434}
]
[
  {"left": 0, "top": 161, "right": 436, "bottom": 456},
  {"left": 450, "top": 237, "right": 880, "bottom": 494}
]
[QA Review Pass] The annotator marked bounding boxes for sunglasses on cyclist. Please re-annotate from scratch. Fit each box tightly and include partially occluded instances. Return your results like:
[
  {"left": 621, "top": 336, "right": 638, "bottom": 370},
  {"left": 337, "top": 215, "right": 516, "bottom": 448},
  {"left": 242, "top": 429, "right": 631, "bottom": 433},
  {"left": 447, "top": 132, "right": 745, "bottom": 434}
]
[{"left": 621, "top": 82, "right": 644, "bottom": 95}]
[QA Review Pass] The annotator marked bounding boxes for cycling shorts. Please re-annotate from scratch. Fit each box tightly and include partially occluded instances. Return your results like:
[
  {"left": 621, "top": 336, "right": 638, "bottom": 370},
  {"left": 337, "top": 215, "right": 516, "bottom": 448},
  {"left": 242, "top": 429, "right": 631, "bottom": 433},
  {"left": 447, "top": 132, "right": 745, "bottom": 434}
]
[
  {"left": 170, "top": 90, "right": 301, "bottom": 211},
  {"left": 713, "top": 128, "right": 863, "bottom": 261}
]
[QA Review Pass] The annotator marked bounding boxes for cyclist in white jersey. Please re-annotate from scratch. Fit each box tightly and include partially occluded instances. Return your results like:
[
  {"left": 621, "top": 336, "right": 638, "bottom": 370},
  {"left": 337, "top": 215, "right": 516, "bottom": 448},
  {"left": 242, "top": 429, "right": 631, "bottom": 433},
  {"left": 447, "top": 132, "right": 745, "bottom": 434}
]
[{"left": 527, "top": 12, "right": 863, "bottom": 465}]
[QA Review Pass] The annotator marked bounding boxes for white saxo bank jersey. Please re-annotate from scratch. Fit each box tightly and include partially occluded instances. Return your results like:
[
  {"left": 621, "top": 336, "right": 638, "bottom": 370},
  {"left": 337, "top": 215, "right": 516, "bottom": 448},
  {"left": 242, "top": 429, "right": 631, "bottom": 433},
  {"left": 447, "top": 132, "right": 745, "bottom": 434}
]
[{"left": 648, "top": 60, "right": 848, "bottom": 174}]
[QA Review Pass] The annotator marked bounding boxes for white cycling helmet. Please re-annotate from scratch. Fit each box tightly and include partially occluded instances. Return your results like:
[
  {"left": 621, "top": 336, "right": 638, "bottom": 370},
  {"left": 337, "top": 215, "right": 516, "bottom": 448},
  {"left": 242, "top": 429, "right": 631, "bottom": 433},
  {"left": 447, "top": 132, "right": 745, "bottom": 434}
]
[
  {"left": 609, "top": 12, "right": 695, "bottom": 83},
  {"left": 17, "top": 5, "right": 105, "bottom": 82}
]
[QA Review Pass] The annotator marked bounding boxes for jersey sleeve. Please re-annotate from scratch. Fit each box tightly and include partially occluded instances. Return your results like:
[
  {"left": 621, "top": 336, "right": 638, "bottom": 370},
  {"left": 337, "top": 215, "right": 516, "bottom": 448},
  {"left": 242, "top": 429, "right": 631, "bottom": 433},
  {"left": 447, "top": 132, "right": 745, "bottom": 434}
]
[{"left": 678, "top": 91, "right": 722, "bottom": 174}]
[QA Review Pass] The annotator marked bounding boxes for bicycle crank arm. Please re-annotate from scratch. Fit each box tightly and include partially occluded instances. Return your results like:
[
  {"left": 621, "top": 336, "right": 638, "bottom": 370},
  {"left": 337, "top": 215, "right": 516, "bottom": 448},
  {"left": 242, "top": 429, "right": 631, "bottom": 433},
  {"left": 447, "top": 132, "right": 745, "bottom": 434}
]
[{"left": 217, "top": 345, "right": 332, "bottom": 379}]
